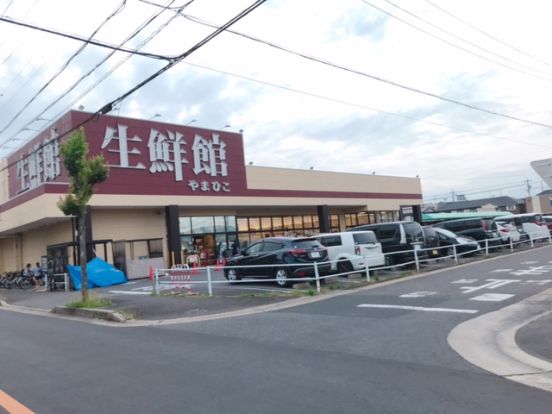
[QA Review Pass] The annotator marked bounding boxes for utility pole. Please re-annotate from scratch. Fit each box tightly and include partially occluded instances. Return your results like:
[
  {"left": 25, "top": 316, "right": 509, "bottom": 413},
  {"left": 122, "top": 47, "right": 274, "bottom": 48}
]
[{"left": 526, "top": 179, "right": 532, "bottom": 197}]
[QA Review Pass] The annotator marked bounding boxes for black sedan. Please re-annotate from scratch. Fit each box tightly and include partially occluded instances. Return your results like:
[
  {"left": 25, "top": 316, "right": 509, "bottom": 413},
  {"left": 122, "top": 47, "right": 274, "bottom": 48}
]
[
  {"left": 224, "top": 237, "right": 331, "bottom": 287},
  {"left": 432, "top": 227, "right": 480, "bottom": 257}
]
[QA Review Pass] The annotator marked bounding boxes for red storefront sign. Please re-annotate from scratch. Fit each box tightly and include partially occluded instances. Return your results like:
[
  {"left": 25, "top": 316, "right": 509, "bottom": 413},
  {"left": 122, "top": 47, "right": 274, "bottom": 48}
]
[{"left": 7, "top": 111, "right": 248, "bottom": 199}]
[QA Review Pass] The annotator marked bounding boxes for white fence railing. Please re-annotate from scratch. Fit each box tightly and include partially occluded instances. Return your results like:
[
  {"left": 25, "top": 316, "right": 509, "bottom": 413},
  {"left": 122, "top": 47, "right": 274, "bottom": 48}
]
[{"left": 150, "top": 229, "right": 552, "bottom": 297}]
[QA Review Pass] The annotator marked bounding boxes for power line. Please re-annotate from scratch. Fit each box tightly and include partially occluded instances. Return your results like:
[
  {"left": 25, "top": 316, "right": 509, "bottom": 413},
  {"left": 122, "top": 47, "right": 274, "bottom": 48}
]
[
  {"left": 381, "top": 0, "right": 552, "bottom": 79},
  {"left": 424, "top": 0, "right": 552, "bottom": 70},
  {"left": 3, "top": 0, "right": 194, "bottom": 146},
  {"left": 424, "top": 179, "right": 542, "bottom": 202},
  {"left": 0, "top": 0, "right": 268, "bottom": 175},
  {"left": 179, "top": 12, "right": 552, "bottom": 130},
  {"left": 360, "top": 0, "right": 552, "bottom": 82},
  {"left": 0, "top": 0, "right": 128, "bottom": 135},
  {"left": 0, "top": 15, "right": 173, "bottom": 61}
]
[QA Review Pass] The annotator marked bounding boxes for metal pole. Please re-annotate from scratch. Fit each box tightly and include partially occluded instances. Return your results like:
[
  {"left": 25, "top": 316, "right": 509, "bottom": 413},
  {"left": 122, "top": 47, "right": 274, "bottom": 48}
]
[
  {"left": 44, "top": 272, "right": 48, "bottom": 291},
  {"left": 365, "top": 264, "right": 371, "bottom": 282},
  {"left": 453, "top": 244, "right": 458, "bottom": 265},
  {"left": 530, "top": 235, "right": 534, "bottom": 248},
  {"left": 414, "top": 249, "right": 420, "bottom": 272},
  {"left": 510, "top": 236, "right": 514, "bottom": 252},
  {"left": 154, "top": 268, "right": 159, "bottom": 295},
  {"left": 548, "top": 233, "right": 552, "bottom": 245},
  {"left": 314, "top": 262, "right": 321, "bottom": 293},
  {"left": 485, "top": 239, "right": 489, "bottom": 256},
  {"left": 64, "top": 273, "right": 69, "bottom": 292},
  {"left": 206, "top": 265, "right": 213, "bottom": 297}
]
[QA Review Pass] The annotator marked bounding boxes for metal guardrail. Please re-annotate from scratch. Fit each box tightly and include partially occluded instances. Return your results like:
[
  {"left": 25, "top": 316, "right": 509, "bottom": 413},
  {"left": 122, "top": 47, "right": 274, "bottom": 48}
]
[{"left": 151, "top": 230, "right": 552, "bottom": 297}]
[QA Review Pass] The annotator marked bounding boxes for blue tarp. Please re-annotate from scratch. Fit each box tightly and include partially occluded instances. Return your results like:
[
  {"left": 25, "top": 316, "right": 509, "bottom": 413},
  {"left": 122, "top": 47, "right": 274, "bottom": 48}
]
[{"left": 67, "top": 258, "right": 127, "bottom": 291}]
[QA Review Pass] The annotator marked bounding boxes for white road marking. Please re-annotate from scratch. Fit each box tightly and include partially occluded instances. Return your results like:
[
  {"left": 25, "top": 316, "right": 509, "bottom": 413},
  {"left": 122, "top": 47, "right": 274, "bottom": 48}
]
[
  {"left": 491, "top": 269, "right": 513, "bottom": 273},
  {"left": 357, "top": 304, "right": 478, "bottom": 314},
  {"left": 460, "top": 279, "right": 519, "bottom": 293},
  {"left": 400, "top": 291, "right": 437, "bottom": 298},
  {"left": 451, "top": 278, "right": 478, "bottom": 284},
  {"left": 470, "top": 293, "right": 515, "bottom": 302},
  {"left": 510, "top": 266, "right": 552, "bottom": 276},
  {"left": 521, "top": 261, "right": 540, "bottom": 265},
  {"left": 525, "top": 280, "right": 552, "bottom": 285},
  {"left": 108, "top": 290, "right": 150, "bottom": 295}
]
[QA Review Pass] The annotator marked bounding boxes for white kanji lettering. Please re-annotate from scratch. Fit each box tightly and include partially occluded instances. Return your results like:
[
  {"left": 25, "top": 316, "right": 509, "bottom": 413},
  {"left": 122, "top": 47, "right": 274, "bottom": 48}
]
[
  {"left": 101, "top": 124, "right": 145, "bottom": 169},
  {"left": 28, "top": 144, "right": 43, "bottom": 189},
  {"left": 192, "top": 133, "right": 228, "bottom": 177},
  {"left": 16, "top": 157, "right": 29, "bottom": 193},
  {"left": 188, "top": 180, "right": 199, "bottom": 191},
  {"left": 148, "top": 129, "right": 188, "bottom": 181},
  {"left": 43, "top": 129, "right": 61, "bottom": 181}
]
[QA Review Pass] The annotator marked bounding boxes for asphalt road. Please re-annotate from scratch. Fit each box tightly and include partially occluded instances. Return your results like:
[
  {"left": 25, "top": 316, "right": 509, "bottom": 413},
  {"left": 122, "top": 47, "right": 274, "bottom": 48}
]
[{"left": 2, "top": 246, "right": 552, "bottom": 413}]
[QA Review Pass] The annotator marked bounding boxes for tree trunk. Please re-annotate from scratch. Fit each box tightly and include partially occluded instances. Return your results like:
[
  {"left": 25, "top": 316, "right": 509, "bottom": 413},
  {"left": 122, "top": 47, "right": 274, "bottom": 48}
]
[{"left": 79, "top": 211, "right": 88, "bottom": 302}]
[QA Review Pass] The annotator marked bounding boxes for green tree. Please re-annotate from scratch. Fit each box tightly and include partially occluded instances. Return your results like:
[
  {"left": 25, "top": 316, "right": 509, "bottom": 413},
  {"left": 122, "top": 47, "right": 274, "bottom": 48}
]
[{"left": 58, "top": 128, "right": 109, "bottom": 302}]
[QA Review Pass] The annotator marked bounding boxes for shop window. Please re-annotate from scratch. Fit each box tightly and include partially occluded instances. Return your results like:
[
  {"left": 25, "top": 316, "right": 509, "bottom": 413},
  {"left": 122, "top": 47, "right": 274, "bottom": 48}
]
[
  {"left": 179, "top": 217, "right": 192, "bottom": 234},
  {"left": 147, "top": 239, "right": 163, "bottom": 258},
  {"left": 181, "top": 236, "right": 193, "bottom": 254},
  {"left": 249, "top": 217, "right": 261, "bottom": 231},
  {"left": 261, "top": 217, "right": 272, "bottom": 231},
  {"left": 237, "top": 217, "right": 249, "bottom": 232},
  {"left": 303, "top": 215, "right": 313, "bottom": 228},
  {"left": 272, "top": 216, "right": 283, "bottom": 230},
  {"left": 249, "top": 232, "right": 263, "bottom": 243},
  {"left": 283, "top": 216, "right": 293, "bottom": 232},
  {"left": 191, "top": 216, "right": 214, "bottom": 234},
  {"left": 330, "top": 214, "right": 340, "bottom": 228},
  {"left": 357, "top": 212, "right": 369, "bottom": 225},
  {"left": 368, "top": 213, "right": 376, "bottom": 224},
  {"left": 312, "top": 215, "right": 319, "bottom": 228},
  {"left": 214, "top": 216, "right": 226, "bottom": 233},
  {"left": 293, "top": 216, "right": 303, "bottom": 229},
  {"left": 226, "top": 216, "right": 237, "bottom": 232}
]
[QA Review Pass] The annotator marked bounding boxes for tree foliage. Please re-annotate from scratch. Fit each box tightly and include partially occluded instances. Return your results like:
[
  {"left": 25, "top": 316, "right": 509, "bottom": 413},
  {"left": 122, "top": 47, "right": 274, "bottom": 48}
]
[
  {"left": 57, "top": 128, "right": 109, "bottom": 301},
  {"left": 58, "top": 129, "right": 109, "bottom": 216}
]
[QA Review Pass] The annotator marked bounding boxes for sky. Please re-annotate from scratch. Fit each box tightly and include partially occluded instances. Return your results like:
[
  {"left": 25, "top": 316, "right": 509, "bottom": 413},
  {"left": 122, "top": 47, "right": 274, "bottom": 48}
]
[{"left": 1, "top": 0, "right": 552, "bottom": 204}]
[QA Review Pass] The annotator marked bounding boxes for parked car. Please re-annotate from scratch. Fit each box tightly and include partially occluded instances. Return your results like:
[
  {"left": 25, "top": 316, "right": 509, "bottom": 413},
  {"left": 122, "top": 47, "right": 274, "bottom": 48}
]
[
  {"left": 224, "top": 237, "right": 331, "bottom": 287},
  {"left": 351, "top": 221, "right": 426, "bottom": 266},
  {"left": 495, "top": 214, "right": 549, "bottom": 241},
  {"left": 541, "top": 215, "right": 552, "bottom": 234},
  {"left": 494, "top": 220, "right": 521, "bottom": 243},
  {"left": 433, "top": 227, "right": 480, "bottom": 256},
  {"left": 422, "top": 226, "right": 441, "bottom": 258},
  {"left": 314, "top": 231, "right": 385, "bottom": 273},
  {"left": 437, "top": 218, "right": 501, "bottom": 247}
]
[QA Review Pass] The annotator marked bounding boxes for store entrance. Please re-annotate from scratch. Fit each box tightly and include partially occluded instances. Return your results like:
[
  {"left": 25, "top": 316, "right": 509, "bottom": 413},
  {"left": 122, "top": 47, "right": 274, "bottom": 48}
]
[{"left": 182, "top": 234, "right": 232, "bottom": 265}]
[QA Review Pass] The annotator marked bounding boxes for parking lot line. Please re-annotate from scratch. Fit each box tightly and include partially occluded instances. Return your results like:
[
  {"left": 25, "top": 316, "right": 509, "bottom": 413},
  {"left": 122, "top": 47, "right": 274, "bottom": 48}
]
[
  {"left": 0, "top": 390, "right": 35, "bottom": 414},
  {"left": 357, "top": 304, "right": 478, "bottom": 314}
]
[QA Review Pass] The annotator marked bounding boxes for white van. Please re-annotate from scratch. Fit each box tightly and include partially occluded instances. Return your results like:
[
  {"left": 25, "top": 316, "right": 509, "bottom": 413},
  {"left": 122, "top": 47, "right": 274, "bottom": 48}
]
[
  {"left": 314, "top": 231, "right": 385, "bottom": 273},
  {"left": 495, "top": 213, "right": 549, "bottom": 241}
]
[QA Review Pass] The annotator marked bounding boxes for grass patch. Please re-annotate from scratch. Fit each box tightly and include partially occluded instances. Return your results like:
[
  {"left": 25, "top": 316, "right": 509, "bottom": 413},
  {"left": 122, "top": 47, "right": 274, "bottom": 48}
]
[{"left": 66, "top": 297, "right": 112, "bottom": 309}]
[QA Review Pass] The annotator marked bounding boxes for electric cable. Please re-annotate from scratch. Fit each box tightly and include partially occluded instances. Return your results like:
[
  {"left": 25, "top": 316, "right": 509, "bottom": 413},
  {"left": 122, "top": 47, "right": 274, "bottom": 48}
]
[
  {"left": 0, "top": 0, "right": 268, "bottom": 176},
  {"left": 0, "top": 0, "right": 128, "bottom": 135},
  {"left": 360, "top": 0, "right": 552, "bottom": 82},
  {"left": 381, "top": 0, "right": 552, "bottom": 78},
  {"left": 179, "top": 12, "right": 552, "bottom": 130},
  {"left": 424, "top": 0, "right": 552, "bottom": 70}
]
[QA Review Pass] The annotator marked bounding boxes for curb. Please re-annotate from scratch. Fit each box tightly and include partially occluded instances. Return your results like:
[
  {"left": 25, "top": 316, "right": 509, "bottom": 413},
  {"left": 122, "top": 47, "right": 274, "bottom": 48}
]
[
  {"left": 51, "top": 306, "right": 127, "bottom": 323},
  {"left": 448, "top": 288, "right": 552, "bottom": 393}
]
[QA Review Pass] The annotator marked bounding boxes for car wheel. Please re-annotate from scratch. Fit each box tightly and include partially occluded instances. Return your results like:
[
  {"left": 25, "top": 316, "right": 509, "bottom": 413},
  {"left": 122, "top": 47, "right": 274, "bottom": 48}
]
[
  {"left": 224, "top": 267, "right": 241, "bottom": 283},
  {"left": 337, "top": 261, "right": 353, "bottom": 275},
  {"left": 274, "top": 268, "right": 290, "bottom": 287}
]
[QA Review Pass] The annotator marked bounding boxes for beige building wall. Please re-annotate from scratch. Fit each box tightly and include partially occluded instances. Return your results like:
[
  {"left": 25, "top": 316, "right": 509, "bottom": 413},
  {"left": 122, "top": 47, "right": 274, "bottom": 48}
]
[{"left": 245, "top": 166, "right": 422, "bottom": 195}]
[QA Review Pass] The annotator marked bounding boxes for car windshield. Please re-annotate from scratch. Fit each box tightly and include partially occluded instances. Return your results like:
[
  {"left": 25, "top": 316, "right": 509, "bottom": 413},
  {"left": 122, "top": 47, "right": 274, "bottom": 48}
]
[
  {"left": 290, "top": 239, "right": 320, "bottom": 249},
  {"left": 352, "top": 232, "right": 377, "bottom": 244},
  {"left": 436, "top": 228, "right": 458, "bottom": 238},
  {"left": 404, "top": 222, "right": 423, "bottom": 242}
]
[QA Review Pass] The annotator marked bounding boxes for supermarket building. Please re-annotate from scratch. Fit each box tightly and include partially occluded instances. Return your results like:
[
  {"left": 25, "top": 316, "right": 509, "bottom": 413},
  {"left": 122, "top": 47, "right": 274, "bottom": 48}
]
[{"left": 0, "top": 111, "right": 423, "bottom": 278}]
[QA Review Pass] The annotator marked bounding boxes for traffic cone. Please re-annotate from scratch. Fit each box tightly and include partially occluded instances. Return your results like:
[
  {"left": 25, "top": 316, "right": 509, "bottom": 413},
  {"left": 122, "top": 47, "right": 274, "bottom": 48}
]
[
  {"left": 149, "top": 265, "right": 154, "bottom": 280},
  {"left": 216, "top": 259, "right": 222, "bottom": 271},
  {"left": 192, "top": 261, "right": 199, "bottom": 275}
]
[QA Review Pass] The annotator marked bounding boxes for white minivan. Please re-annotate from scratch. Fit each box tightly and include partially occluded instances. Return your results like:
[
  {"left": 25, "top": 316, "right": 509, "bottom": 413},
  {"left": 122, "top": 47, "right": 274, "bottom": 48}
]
[
  {"left": 314, "top": 231, "right": 385, "bottom": 273},
  {"left": 496, "top": 213, "right": 549, "bottom": 241}
]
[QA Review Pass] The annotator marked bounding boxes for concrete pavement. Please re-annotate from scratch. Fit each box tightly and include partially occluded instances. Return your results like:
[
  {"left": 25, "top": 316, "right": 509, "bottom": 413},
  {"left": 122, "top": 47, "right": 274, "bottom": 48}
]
[{"left": 2, "top": 258, "right": 552, "bottom": 394}]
